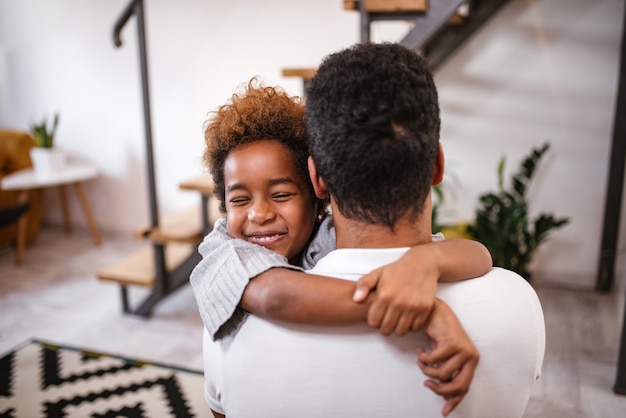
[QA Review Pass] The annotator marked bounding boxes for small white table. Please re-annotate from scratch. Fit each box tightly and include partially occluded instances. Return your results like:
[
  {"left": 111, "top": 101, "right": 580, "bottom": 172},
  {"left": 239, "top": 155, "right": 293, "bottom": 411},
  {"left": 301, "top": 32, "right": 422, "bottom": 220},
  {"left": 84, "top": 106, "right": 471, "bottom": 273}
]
[{"left": 1, "top": 161, "right": 101, "bottom": 264}]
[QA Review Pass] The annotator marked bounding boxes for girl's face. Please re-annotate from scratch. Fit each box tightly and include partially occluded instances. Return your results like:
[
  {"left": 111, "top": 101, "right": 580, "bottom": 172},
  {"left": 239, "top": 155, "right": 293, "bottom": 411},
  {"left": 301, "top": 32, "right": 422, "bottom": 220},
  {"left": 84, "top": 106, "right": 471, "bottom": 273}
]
[{"left": 223, "top": 139, "right": 317, "bottom": 263}]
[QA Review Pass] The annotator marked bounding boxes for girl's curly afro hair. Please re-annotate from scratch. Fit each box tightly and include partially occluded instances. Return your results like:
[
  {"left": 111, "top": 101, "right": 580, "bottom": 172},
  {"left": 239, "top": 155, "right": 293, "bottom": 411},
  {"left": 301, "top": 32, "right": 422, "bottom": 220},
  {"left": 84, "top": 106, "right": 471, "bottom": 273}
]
[{"left": 203, "top": 78, "right": 312, "bottom": 213}]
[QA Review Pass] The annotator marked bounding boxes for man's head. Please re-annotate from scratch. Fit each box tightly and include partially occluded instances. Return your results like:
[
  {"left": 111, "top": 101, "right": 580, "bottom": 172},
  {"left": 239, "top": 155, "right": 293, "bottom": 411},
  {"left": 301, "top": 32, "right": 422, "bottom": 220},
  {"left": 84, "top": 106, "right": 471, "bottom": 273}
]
[{"left": 305, "top": 42, "right": 442, "bottom": 229}]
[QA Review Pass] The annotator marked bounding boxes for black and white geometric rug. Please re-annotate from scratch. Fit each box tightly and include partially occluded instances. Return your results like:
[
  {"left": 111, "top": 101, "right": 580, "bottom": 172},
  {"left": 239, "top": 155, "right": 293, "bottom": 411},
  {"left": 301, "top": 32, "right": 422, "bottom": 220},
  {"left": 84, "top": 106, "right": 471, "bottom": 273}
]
[{"left": 0, "top": 339, "right": 212, "bottom": 417}]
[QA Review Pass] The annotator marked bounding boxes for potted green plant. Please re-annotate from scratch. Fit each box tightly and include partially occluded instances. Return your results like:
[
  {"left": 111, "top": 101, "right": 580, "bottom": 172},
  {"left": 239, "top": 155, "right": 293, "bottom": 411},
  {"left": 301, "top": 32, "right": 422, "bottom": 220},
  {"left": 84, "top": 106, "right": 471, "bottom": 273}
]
[
  {"left": 31, "top": 113, "right": 59, "bottom": 148},
  {"left": 29, "top": 113, "right": 65, "bottom": 174},
  {"left": 467, "top": 142, "right": 570, "bottom": 281}
]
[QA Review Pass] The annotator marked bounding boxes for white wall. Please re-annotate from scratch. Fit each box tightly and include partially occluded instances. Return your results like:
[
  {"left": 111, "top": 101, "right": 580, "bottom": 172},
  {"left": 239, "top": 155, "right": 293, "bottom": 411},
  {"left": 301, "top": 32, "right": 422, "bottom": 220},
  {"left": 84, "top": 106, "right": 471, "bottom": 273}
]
[
  {"left": 0, "top": 0, "right": 359, "bottom": 230},
  {"left": 433, "top": 0, "right": 624, "bottom": 288},
  {"left": 0, "top": 0, "right": 624, "bottom": 288}
]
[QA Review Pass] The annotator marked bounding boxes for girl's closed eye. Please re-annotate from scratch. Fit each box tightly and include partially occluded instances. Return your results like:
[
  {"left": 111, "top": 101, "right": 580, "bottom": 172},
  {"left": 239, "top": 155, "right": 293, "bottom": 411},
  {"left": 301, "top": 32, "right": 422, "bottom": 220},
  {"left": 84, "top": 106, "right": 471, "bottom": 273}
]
[
  {"left": 272, "top": 192, "right": 295, "bottom": 201},
  {"left": 229, "top": 195, "right": 251, "bottom": 206}
]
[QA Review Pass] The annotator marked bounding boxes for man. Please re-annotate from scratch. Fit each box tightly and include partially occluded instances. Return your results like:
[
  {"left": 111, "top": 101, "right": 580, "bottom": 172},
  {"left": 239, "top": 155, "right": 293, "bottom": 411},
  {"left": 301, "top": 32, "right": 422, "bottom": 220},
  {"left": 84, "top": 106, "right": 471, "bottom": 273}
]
[{"left": 203, "top": 43, "right": 545, "bottom": 417}]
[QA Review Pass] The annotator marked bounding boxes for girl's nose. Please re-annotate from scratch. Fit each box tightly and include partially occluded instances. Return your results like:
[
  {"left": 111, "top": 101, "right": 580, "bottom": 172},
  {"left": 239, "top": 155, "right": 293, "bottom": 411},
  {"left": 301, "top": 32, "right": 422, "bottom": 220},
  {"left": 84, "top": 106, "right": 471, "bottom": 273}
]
[{"left": 248, "top": 199, "right": 275, "bottom": 224}]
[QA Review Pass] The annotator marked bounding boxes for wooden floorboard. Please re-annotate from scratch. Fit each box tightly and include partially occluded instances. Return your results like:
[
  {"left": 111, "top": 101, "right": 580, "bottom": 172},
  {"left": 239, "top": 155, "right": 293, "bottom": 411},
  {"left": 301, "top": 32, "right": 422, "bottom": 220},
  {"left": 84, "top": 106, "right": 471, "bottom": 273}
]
[{"left": 1, "top": 226, "right": 625, "bottom": 416}]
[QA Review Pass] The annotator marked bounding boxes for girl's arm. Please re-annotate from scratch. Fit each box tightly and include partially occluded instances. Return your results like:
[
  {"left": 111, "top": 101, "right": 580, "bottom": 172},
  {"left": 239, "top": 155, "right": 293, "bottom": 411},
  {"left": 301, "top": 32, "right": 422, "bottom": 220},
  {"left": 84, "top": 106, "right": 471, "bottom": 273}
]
[
  {"left": 240, "top": 268, "right": 371, "bottom": 323},
  {"left": 191, "top": 219, "right": 491, "bottom": 338},
  {"left": 243, "top": 238, "right": 491, "bottom": 333},
  {"left": 353, "top": 237, "right": 492, "bottom": 336},
  {"left": 431, "top": 237, "right": 493, "bottom": 282}
]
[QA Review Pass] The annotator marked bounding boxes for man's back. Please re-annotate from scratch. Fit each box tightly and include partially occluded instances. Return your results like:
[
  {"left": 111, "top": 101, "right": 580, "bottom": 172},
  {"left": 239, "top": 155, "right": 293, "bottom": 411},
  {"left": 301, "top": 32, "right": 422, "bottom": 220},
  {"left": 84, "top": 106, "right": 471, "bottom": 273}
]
[{"left": 203, "top": 248, "right": 545, "bottom": 417}]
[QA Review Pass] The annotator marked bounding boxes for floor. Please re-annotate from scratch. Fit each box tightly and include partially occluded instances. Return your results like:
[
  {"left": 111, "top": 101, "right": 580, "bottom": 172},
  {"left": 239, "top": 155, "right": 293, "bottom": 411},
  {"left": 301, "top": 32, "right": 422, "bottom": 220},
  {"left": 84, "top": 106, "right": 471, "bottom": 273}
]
[
  {"left": 0, "top": 226, "right": 205, "bottom": 373},
  {"left": 1, "top": 226, "right": 625, "bottom": 417}
]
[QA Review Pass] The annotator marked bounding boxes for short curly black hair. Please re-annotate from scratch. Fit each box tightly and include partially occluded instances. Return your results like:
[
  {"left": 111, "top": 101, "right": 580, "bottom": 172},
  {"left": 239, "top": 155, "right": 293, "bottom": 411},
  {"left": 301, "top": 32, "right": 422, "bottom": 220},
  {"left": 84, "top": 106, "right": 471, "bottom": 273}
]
[
  {"left": 203, "top": 78, "right": 313, "bottom": 213},
  {"left": 305, "top": 43, "right": 440, "bottom": 229}
]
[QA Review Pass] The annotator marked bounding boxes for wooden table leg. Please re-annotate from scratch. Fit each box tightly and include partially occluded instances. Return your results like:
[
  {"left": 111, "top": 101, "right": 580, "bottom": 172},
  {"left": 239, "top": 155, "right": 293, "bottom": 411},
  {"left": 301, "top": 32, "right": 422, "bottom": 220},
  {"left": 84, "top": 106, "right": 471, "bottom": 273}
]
[
  {"left": 15, "top": 190, "right": 30, "bottom": 265},
  {"left": 59, "top": 184, "right": 72, "bottom": 235},
  {"left": 73, "top": 182, "right": 101, "bottom": 245}
]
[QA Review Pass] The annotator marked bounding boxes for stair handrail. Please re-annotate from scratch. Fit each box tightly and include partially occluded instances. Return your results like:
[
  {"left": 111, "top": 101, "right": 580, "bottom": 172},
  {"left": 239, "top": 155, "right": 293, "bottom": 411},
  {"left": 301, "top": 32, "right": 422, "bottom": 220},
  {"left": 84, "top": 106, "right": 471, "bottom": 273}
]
[
  {"left": 112, "top": 0, "right": 139, "bottom": 47},
  {"left": 111, "top": 0, "right": 159, "bottom": 229}
]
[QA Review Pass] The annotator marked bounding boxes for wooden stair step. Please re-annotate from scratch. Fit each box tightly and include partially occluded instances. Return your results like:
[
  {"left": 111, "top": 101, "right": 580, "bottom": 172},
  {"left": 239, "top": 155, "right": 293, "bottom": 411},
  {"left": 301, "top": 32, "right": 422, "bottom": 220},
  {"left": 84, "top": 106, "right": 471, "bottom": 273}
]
[
  {"left": 178, "top": 174, "right": 214, "bottom": 195},
  {"left": 282, "top": 68, "right": 318, "bottom": 81},
  {"left": 148, "top": 203, "right": 222, "bottom": 244},
  {"left": 97, "top": 242, "right": 196, "bottom": 287},
  {"left": 343, "top": 0, "right": 428, "bottom": 13},
  {"left": 343, "top": 0, "right": 464, "bottom": 24},
  {"left": 135, "top": 206, "right": 206, "bottom": 244}
]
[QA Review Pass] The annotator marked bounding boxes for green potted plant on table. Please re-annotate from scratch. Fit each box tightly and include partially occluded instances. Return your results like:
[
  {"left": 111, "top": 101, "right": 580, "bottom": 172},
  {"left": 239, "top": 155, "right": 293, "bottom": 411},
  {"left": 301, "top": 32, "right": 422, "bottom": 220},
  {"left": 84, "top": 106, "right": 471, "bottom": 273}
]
[
  {"left": 467, "top": 142, "right": 570, "bottom": 281},
  {"left": 29, "top": 113, "right": 65, "bottom": 174}
]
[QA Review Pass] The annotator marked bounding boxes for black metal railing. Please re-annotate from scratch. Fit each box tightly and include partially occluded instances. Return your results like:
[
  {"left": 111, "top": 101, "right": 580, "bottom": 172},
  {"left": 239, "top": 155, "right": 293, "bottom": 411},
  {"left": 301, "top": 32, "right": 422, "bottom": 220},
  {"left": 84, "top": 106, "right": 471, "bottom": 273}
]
[
  {"left": 113, "top": 0, "right": 159, "bottom": 229},
  {"left": 111, "top": 0, "right": 193, "bottom": 316}
]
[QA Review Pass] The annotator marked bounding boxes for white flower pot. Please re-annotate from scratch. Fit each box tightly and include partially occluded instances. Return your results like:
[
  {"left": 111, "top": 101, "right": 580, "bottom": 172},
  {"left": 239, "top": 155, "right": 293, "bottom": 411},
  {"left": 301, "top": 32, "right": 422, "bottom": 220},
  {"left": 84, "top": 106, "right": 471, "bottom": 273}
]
[{"left": 29, "top": 148, "right": 66, "bottom": 176}]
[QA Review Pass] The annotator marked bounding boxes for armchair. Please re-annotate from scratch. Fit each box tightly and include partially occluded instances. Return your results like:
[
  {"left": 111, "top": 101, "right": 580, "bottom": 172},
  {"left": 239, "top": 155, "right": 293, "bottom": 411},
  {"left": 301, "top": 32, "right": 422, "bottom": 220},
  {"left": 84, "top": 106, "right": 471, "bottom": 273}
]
[{"left": 0, "top": 130, "right": 43, "bottom": 249}]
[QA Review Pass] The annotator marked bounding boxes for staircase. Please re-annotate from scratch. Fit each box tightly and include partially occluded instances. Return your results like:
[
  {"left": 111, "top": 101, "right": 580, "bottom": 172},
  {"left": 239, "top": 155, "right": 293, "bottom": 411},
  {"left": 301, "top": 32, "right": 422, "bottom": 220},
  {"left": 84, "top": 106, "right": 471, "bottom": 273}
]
[
  {"left": 284, "top": 0, "right": 512, "bottom": 91},
  {"left": 96, "top": 174, "right": 220, "bottom": 316}
]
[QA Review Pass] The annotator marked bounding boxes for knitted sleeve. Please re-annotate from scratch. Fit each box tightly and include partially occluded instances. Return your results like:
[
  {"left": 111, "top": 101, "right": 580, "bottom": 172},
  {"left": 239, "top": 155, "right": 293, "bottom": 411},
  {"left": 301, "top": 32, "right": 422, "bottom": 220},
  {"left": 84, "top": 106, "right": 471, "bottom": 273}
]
[{"left": 189, "top": 218, "right": 303, "bottom": 340}]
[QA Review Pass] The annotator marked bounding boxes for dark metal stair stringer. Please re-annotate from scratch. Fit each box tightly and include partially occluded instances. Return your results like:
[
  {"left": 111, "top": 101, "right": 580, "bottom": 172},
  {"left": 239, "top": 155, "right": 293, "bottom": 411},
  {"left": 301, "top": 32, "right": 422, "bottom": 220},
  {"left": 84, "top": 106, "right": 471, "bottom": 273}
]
[{"left": 398, "top": 0, "right": 466, "bottom": 51}]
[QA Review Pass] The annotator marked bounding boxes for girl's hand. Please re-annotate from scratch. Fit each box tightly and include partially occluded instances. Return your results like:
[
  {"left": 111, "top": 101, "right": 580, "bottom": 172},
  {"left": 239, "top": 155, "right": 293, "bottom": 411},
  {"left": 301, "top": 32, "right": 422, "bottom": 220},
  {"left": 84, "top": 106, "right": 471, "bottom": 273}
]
[
  {"left": 417, "top": 299, "right": 480, "bottom": 417},
  {"left": 353, "top": 238, "right": 492, "bottom": 337},
  {"left": 353, "top": 248, "right": 439, "bottom": 336}
]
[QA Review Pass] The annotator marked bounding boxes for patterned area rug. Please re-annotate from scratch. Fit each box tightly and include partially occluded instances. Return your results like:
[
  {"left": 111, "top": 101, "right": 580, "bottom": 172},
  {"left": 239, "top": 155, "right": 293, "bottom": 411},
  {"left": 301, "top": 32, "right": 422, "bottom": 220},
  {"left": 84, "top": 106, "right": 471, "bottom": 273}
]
[{"left": 0, "top": 339, "right": 212, "bottom": 417}]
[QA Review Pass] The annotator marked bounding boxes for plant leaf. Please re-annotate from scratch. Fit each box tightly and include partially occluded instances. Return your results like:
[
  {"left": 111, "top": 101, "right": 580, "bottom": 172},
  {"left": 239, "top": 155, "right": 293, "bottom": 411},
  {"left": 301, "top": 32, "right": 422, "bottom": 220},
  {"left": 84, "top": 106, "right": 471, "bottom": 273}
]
[{"left": 471, "top": 141, "right": 568, "bottom": 278}]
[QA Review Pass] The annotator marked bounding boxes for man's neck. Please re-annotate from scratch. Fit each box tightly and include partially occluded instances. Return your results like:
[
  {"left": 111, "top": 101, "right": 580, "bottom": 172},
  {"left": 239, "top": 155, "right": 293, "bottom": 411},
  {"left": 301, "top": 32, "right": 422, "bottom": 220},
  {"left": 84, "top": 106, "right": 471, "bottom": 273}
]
[{"left": 331, "top": 203, "right": 433, "bottom": 249}]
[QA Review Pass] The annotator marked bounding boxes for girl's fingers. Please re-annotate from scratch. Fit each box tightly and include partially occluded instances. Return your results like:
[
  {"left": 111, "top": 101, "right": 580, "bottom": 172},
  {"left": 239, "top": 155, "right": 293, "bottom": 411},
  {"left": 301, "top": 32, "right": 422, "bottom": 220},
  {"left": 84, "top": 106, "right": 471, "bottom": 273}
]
[
  {"left": 353, "top": 270, "right": 380, "bottom": 302},
  {"left": 418, "top": 352, "right": 467, "bottom": 382}
]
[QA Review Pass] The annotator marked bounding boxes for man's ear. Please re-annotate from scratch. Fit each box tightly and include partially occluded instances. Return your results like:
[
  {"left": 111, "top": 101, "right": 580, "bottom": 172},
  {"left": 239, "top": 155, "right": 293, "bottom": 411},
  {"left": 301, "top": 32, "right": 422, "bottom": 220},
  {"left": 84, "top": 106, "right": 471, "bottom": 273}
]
[
  {"left": 432, "top": 142, "right": 445, "bottom": 186},
  {"left": 308, "top": 156, "right": 329, "bottom": 199}
]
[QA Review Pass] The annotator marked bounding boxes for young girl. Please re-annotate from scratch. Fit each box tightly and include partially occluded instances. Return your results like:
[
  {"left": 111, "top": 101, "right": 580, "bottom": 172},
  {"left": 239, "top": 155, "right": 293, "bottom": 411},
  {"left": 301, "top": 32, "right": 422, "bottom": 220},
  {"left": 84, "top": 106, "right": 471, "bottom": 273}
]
[{"left": 190, "top": 78, "right": 492, "bottom": 341}]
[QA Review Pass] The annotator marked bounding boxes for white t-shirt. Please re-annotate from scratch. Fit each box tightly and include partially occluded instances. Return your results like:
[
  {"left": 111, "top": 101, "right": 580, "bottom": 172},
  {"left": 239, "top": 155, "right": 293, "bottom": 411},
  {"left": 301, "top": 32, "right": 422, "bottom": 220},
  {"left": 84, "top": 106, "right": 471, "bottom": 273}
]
[{"left": 203, "top": 247, "right": 546, "bottom": 417}]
